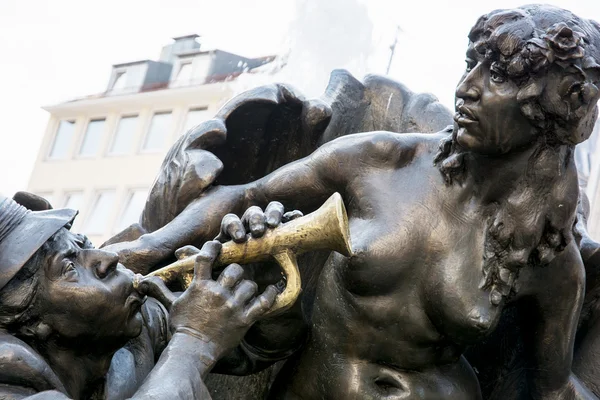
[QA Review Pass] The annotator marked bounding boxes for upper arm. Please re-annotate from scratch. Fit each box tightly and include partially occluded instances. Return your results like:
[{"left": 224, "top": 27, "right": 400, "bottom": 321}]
[
  {"left": 248, "top": 131, "right": 411, "bottom": 210},
  {"left": 521, "top": 242, "right": 585, "bottom": 396}
]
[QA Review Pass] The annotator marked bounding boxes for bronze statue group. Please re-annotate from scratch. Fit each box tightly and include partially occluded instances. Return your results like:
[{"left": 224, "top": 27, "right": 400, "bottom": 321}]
[{"left": 2, "top": 4, "right": 600, "bottom": 399}]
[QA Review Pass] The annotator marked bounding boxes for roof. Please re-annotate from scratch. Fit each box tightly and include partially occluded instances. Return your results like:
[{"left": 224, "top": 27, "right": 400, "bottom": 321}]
[
  {"left": 176, "top": 49, "right": 213, "bottom": 57},
  {"left": 112, "top": 59, "right": 153, "bottom": 68},
  {"left": 45, "top": 52, "right": 278, "bottom": 107},
  {"left": 172, "top": 34, "right": 200, "bottom": 41}
]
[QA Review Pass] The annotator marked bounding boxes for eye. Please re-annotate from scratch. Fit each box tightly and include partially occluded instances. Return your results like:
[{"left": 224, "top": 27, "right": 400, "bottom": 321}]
[
  {"left": 63, "top": 261, "right": 79, "bottom": 280},
  {"left": 490, "top": 67, "right": 506, "bottom": 84}
]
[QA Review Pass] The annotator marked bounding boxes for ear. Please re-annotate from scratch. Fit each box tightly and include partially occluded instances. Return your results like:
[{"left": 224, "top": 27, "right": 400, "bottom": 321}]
[
  {"left": 556, "top": 73, "right": 599, "bottom": 116},
  {"left": 19, "top": 322, "right": 53, "bottom": 341}
]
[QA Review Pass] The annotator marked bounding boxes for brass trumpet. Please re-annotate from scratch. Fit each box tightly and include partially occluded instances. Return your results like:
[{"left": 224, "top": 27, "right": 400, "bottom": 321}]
[{"left": 139, "top": 192, "right": 352, "bottom": 316}]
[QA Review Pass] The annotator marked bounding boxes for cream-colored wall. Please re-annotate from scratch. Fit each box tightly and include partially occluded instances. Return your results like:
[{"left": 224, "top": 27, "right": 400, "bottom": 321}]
[
  {"left": 27, "top": 83, "right": 233, "bottom": 246},
  {"left": 586, "top": 117, "right": 600, "bottom": 240}
]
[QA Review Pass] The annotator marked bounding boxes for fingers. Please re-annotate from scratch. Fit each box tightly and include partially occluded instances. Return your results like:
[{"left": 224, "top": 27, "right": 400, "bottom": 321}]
[
  {"left": 216, "top": 263, "right": 245, "bottom": 289},
  {"left": 216, "top": 214, "right": 245, "bottom": 243},
  {"left": 175, "top": 245, "right": 201, "bottom": 260},
  {"left": 215, "top": 203, "right": 301, "bottom": 244},
  {"left": 242, "top": 206, "right": 267, "bottom": 237},
  {"left": 245, "top": 285, "right": 278, "bottom": 321},
  {"left": 136, "top": 276, "right": 177, "bottom": 312},
  {"left": 231, "top": 279, "right": 259, "bottom": 305},
  {"left": 283, "top": 210, "right": 303, "bottom": 223},
  {"left": 265, "top": 202, "right": 285, "bottom": 228},
  {"left": 193, "top": 241, "right": 222, "bottom": 280}
]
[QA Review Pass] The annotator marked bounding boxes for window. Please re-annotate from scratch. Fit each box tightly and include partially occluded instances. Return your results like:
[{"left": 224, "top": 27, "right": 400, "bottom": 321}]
[
  {"left": 79, "top": 119, "right": 105, "bottom": 157},
  {"left": 115, "top": 189, "right": 148, "bottom": 233},
  {"left": 176, "top": 62, "right": 193, "bottom": 83},
  {"left": 109, "top": 116, "right": 138, "bottom": 155},
  {"left": 192, "top": 56, "right": 211, "bottom": 82},
  {"left": 63, "top": 191, "right": 84, "bottom": 211},
  {"left": 48, "top": 120, "right": 75, "bottom": 159},
  {"left": 142, "top": 112, "right": 172, "bottom": 151},
  {"left": 112, "top": 71, "right": 127, "bottom": 90},
  {"left": 182, "top": 108, "right": 210, "bottom": 135},
  {"left": 84, "top": 191, "right": 116, "bottom": 234}
]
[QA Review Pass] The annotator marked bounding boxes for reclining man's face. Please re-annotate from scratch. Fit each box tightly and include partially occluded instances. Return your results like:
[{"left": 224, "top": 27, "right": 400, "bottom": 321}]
[{"left": 33, "top": 228, "right": 145, "bottom": 342}]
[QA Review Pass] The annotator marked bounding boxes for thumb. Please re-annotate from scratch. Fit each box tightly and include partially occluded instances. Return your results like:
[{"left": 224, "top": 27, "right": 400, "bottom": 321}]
[
  {"left": 175, "top": 245, "right": 201, "bottom": 260},
  {"left": 136, "top": 276, "right": 177, "bottom": 311},
  {"left": 194, "top": 241, "right": 222, "bottom": 280}
]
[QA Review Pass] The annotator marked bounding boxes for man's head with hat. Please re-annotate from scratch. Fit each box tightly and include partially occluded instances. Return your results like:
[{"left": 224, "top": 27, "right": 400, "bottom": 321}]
[
  {"left": 0, "top": 193, "right": 77, "bottom": 292},
  {"left": 0, "top": 192, "right": 145, "bottom": 345}
]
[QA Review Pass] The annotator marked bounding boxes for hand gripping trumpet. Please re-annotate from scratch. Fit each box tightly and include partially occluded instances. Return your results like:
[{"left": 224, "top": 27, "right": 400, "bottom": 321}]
[{"left": 136, "top": 193, "right": 352, "bottom": 316}]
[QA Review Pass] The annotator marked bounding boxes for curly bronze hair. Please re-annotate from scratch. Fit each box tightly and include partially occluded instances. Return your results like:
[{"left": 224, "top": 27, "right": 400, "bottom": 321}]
[{"left": 467, "top": 5, "right": 600, "bottom": 145}]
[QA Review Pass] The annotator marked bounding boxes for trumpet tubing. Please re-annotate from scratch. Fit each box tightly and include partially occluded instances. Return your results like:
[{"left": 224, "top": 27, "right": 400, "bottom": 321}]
[{"left": 144, "top": 192, "right": 352, "bottom": 315}]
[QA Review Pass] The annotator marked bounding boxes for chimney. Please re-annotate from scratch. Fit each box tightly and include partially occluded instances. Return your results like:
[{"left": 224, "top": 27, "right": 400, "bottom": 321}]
[{"left": 159, "top": 34, "right": 201, "bottom": 64}]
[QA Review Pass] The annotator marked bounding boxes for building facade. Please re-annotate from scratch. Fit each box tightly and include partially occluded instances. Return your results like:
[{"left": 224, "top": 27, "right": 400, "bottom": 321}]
[
  {"left": 27, "top": 35, "right": 273, "bottom": 245},
  {"left": 583, "top": 116, "right": 600, "bottom": 239}
]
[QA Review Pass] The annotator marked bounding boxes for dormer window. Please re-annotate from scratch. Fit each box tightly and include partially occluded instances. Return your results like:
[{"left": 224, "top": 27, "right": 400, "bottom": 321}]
[
  {"left": 112, "top": 71, "right": 127, "bottom": 91},
  {"left": 176, "top": 62, "right": 192, "bottom": 83}
]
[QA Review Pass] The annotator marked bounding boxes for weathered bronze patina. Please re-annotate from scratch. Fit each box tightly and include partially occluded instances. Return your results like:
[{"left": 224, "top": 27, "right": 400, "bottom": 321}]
[
  {"left": 105, "top": 4, "right": 600, "bottom": 399},
  {"left": 0, "top": 193, "right": 281, "bottom": 399},
  {"left": 3, "top": 4, "right": 600, "bottom": 400}
]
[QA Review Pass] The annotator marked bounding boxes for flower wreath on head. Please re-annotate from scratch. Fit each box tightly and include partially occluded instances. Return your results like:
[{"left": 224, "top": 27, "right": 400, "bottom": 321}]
[{"left": 474, "top": 20, "right": 600, "bottom": 145}]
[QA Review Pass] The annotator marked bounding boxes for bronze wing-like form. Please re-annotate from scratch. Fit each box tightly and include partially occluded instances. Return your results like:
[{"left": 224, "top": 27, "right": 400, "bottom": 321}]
[{"left": 106, "top": 69, "right": 452, "bottom": 241}]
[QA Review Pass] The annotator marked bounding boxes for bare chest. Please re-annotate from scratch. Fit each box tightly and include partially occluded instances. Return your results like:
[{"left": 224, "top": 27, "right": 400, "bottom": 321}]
[{"left": 334, "top": 169, "right": 503, "bottom": 345}]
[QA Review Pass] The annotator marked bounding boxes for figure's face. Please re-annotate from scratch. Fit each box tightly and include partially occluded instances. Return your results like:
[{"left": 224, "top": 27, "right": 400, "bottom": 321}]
[
  {"left": 454, "top": 48, "right": 538, "bottom": 154},
  {"left": 34, "top": 228, "right": 144, "bottom": 341}
]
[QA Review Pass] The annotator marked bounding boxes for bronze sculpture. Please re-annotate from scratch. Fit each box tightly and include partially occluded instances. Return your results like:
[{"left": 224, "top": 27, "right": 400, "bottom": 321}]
[
  {"left": 104, "top": 4, "right": 600, "bottom": 399},
  {"left": 2, "top": 4, "right": 600, "bottom": 400},
  {"left": 0, "top": 193, "right": 281, "bottom": 399}
]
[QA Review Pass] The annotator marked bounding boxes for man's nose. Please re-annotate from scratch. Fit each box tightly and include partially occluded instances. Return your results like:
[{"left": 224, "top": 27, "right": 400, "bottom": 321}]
[
  {"left": 455, "top": 67, "right": 482, "bottom": 101},
  {"left": 85, "top": 249, "right": 119, "bottom": 279}
]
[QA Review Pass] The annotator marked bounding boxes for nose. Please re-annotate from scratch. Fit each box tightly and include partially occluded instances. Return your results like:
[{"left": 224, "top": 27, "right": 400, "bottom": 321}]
[
  {"left": 85, "top": 249, "right": 119, "bottom": 279},
  {"left": 455, "top": 66, "right": 482, "bottom": 102}
]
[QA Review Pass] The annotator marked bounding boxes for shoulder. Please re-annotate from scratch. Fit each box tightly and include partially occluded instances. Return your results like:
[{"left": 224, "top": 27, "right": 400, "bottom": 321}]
[
  {"left": 548, "top": 242, "right": 585, "bottom": 290},
  {"left": 315, "top": 127, "right": 451, "bottom": 168},
  {"left": 0, "top": 332, "right": 66, "bottom": 394},
  {"left": 519, "top": 242, "right": 585, "bottom": 303}
]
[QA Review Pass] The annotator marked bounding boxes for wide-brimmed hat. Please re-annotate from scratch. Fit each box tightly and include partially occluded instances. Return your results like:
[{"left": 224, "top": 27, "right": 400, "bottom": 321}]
[{"left": 0, "top": 193, "right": 77, "bottom": 291}]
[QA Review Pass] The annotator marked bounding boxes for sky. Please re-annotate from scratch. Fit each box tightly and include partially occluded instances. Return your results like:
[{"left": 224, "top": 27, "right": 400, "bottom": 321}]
[{"left": 0, "top": 0, "right": 599, "bottom": 196}]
